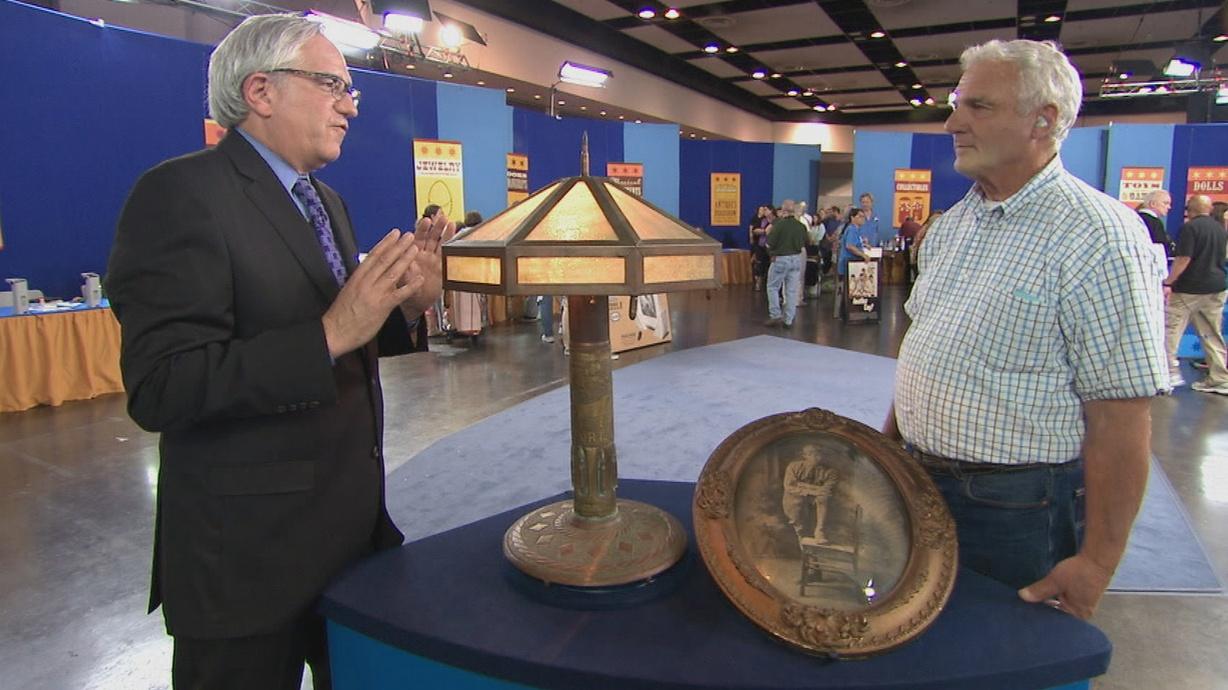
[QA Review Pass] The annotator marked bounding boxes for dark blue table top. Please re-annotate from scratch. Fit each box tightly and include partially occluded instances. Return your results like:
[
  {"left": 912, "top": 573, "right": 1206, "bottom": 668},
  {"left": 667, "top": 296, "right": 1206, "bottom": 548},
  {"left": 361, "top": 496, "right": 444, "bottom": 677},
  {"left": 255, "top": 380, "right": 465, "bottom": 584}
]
[{"left": 321, "top": 479, "right": 1111, "bottom": 690}]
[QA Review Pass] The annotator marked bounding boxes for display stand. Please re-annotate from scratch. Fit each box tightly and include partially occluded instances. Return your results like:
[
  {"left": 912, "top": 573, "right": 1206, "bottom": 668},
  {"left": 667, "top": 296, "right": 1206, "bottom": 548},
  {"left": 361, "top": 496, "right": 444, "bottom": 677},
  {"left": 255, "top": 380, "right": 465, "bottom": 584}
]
[
  {"left": 842, "top": 258, "right": 882, "bottom": 324},
  {"left": 321, "top": 479, "right": 1110, "bottom": 690}
]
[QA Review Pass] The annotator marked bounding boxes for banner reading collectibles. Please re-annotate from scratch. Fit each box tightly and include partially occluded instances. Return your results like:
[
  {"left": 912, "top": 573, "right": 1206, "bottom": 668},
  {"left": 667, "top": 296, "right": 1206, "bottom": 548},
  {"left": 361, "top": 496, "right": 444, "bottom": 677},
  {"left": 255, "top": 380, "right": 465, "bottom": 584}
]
[
  {"left": 892, "top": 169, "right": 931, "bottom": 227},
  {"left": 413, "top": 139, "right": 465, "bottom": 219},
  {"left": 711, "top": 173, "right": 740, "bottom": 226},
  {"left": 507, "top": 153, "right": 528, "bottom": 206}
]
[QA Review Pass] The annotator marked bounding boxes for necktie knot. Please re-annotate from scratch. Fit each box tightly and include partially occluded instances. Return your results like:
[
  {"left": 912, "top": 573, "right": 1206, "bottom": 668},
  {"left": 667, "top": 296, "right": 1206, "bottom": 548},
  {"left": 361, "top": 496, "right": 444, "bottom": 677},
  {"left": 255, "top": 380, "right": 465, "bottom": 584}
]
[{"left": 292, "top": 177, "right": 347, "bottom": 286}]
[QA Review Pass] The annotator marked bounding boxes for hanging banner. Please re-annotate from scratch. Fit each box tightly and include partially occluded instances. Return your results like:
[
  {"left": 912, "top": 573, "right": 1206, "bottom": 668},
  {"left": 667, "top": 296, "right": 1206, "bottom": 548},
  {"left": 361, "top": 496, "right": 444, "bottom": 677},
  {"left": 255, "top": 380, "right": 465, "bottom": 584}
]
[
  {"left": 507, "top": 153, "right": 528, "bottom": 206},
  {"left": 892, "top": 169, "right": 931, "bottom": 227},
  {"left": 1118, "top": 167, "right": 1165, "bottom": 206},
  {"left": 1187, "top": 167, "right": 1228, "bottom": 205},
  {"left": 204, "top": 119, "right": 226, "bottom": 147},
  {"left": 711, "top": 173, "right": 741, "bottom": 226},
  {"left": 413, "top": 139, "right": 465, "bottom": 220},
  {"left": 607, "top": 162, "right": 643, "bottom": 197}
]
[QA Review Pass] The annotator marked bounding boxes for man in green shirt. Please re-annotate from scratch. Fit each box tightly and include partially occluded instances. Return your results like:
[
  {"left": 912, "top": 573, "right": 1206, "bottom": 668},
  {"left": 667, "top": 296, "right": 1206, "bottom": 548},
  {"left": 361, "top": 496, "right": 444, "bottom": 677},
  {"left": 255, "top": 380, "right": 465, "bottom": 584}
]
[{"left": 765, "top": 199, "right": 809, "bottom": 328}]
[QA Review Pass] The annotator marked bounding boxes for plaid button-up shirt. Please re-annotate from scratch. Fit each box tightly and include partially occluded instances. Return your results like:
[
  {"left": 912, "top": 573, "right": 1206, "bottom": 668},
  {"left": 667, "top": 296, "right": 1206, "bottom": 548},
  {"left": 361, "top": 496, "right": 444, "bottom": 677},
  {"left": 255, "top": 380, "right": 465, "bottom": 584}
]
[{"left": 895, "top": 156, "right": 1167, "bottom": 465}]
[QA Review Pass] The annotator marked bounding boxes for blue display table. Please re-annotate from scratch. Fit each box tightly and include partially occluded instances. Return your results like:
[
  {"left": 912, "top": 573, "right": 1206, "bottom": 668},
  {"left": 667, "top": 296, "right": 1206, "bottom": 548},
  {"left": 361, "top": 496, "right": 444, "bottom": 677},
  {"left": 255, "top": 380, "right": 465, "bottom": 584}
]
[{"left": 320, "top": 480, "right": 1110, "bottom": 690}]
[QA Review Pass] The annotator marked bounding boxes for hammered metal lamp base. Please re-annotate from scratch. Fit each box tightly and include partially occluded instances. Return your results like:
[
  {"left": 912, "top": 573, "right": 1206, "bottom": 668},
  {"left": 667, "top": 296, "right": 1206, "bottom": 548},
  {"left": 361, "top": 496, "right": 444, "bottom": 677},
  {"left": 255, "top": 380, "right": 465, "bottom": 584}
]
[{"left": 503, "top": 498, "right": 687, "bottom": 587}]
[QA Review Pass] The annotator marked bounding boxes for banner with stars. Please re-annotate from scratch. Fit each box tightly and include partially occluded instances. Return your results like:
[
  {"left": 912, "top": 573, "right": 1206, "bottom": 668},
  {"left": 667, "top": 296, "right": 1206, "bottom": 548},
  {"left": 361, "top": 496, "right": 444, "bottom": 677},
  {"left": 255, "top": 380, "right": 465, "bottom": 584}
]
[
  {"left": 413, "top": 139, "right": 465, "bottom": 221},
  {"left": 1118, "top": 167, "right": 1165, "bottom": 207},
  {"left": 606, "top": 162, "right": 643, "bottom": 197},
  {"left": 710, "top": 173, "right": 741, "bottom": 226},
  {"left": 892, "top": 169, "right": 931, "bottom": 227},
  {"left": 1187, "top": 167, "right": 1228, "bottom": 205}
]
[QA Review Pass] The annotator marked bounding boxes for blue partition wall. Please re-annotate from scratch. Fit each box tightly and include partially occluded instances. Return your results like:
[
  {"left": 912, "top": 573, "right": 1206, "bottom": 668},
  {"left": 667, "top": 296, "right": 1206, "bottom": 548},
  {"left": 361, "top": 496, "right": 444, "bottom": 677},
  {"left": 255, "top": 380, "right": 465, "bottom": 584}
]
[
  {"left": 1168, "top": 123, "right": 1228, "bottom": 240},
  {"left": 853, "top": 131, "right": 912, "bottom": 244},
  {"left": 909, "top": 133, "right": 968, "bottom": 215},
  {"left": 679, "top": 140, "right": 773, "bottom": 248},
  {"left": 512, "top": 110, "right": 623, "bottom": 191},
  {"left": 0, "top": 1, "right": 211, "bottom": 297},
  {"left": 623, "top": 122, "right": 681, "bottom": 216},
  {"left": 771, "top": 143, "right": 822, "bottom": 211},
  {"left": 436, "top": 82, "right": 514, "bottom": 222},
  {"left": 1060, "top": 126, "right": 1108, "bottom": 189}
]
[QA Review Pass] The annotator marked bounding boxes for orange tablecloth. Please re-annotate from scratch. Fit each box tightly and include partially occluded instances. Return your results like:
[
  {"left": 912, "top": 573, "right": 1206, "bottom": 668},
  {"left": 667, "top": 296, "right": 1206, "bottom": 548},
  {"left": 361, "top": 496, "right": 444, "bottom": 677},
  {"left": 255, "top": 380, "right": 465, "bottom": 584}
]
[
  {"left": 721, "top": 250, "right": 752, "bottom": 285},
  {"left": 0, "top": 307, "right": 124, "bottom": 413}
]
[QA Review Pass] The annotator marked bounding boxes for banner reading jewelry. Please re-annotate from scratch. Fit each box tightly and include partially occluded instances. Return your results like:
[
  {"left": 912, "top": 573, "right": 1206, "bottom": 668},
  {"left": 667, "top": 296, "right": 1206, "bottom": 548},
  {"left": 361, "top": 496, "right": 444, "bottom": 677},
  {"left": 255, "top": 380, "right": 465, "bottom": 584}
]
[
  {"left": 1119, "top": 167, "right": 1164, "bottom": 206},
  {"left": 607, "top": 162, "right": 643, "bottom": 197},
  {"left": 1187, "top": 167, "right": 1228, "bottom": 205},
  {"left": 892, "top": 169, "right": 931, "bottom": 226},
  {"left": 711, "top": 173, "right": 741, "bottom": 226},
  {"left": 507, "top": 153, "right": 528, "bottom": 206},
  {"left": 413, "top": 139, "right": 465, "bottom": 219}
]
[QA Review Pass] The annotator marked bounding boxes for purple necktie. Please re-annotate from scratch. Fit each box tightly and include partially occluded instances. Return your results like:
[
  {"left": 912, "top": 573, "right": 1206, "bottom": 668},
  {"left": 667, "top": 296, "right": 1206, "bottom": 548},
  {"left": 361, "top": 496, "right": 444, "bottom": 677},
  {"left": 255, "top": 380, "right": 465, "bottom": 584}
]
[{"left": 292, "top": 177, "right": 347, "bottom": 286}]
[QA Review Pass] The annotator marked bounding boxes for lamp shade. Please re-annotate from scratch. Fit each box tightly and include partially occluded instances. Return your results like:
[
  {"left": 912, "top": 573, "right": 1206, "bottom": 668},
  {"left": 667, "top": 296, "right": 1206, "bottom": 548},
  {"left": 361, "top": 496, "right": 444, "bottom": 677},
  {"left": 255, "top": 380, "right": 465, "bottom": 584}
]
[{"left": 442, "top": 176, "right": 721, "bottom": 296}]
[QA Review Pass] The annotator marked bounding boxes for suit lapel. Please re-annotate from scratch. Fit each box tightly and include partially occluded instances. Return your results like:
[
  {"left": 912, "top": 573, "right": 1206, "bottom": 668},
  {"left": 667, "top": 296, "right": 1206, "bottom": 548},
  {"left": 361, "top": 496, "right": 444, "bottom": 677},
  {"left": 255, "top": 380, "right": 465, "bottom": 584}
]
[{"left": 219, "top": 134, "right": 340, "bottom": 302}]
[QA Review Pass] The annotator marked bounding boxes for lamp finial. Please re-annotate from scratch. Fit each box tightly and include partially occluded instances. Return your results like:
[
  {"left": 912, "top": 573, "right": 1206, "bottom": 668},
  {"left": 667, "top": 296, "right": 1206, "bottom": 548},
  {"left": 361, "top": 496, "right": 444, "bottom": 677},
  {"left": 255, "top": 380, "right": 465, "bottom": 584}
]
[{"left": 581, "top": 132, "right": 590, "bottom": 176}]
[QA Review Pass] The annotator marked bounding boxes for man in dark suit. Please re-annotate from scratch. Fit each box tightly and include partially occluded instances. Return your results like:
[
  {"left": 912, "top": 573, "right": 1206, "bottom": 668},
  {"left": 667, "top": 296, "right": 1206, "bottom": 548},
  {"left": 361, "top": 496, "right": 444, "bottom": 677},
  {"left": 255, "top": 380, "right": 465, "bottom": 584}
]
[
  {"left": 1138, "top": 189, "right": 1174, "bottom": 260},
  {"left": 106, "top": 14, "right": 450, "bottom": 689}
]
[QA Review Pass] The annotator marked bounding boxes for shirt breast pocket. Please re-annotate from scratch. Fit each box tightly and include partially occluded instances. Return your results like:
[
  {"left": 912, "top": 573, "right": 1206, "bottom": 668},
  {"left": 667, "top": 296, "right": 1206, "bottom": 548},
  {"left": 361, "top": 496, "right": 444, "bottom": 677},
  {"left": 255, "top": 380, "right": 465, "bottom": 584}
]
[{"left": 972, "top": 284, "right": 1060, "bottom": 373}]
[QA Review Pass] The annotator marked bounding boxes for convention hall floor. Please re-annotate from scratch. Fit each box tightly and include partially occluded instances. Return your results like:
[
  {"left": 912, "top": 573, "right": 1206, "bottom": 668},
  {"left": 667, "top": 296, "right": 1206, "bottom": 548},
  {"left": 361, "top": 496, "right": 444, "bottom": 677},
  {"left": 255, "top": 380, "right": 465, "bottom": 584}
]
[{"left": 2, "top": 284, "right": 1225, "bottom": 689}]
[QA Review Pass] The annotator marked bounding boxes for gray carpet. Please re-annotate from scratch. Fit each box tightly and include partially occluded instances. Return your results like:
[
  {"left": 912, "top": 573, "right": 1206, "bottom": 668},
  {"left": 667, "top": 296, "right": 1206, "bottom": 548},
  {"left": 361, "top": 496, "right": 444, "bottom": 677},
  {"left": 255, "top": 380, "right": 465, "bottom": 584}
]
[{"left": 386, "top": 335, "right": 1221, "bottom": 594}]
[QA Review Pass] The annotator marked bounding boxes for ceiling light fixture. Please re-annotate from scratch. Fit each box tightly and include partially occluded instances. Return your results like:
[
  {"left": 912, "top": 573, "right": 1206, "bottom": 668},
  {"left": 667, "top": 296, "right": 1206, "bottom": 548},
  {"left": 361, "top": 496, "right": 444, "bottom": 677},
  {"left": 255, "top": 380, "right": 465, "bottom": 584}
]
[
  {"left": 894, "top": 61, "right": 907, "bottom": 68},
  {"left": 505, "top": 87, "right": 513, "bottom": 92},
  {"left": 813, "top": 104, "right": 826, "bottom": 112},
  {"left": 370, "top": 0, "right": 430, "bottom": 36},
  {"left": 911, "top": 83, "right": 922, "bottom": 89},
  {"left": 1214, "top": 35, "right": 1228, "bottom": 42},
  {"left": 752, "top": 70, "right": 766, "bottom": 79},
  {"left": 704, "top": 44, "right": 719, "bottom": 53},
  {"left": 1163, "top": 57, "right": 1198, "bottom": 78},
  {"left": 559, "top": 61, "right": 612, "bottom": 88},
  {"left": 476, "top": 80, "right": 485, "bottom": 85},
  {"left": 725, "top": 46, "right": 738, "bottom": 53},
  {"left": 638, "top": 8, "right": 656, "bottom": 19},
  {"left": 802, "top": 90, "right": 813, "bottom": 96},
  {"left": 1043, "top": 15, "right": 1061, "bottom": 23},
  {"left": 869, "top": 30, "right": 886, "bottom": 39},
  {"left": 770, "top": 73, "right": 782, "bottom": 79},
  {"left": 909, "top": 98, "right": 922, "bottom": 106},
  {"left": 664, "top": 8, "right": 680, "bottom": 19},
  {"left": 787, "top": 89, "right": 799, "bottom": 96}
]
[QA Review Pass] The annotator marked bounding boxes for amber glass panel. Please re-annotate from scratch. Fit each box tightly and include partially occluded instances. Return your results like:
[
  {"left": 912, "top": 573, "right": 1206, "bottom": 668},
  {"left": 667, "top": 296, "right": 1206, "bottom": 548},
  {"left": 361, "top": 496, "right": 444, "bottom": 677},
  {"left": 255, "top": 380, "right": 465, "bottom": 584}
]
[
  {"left": 605, "top": 183, "right": 700, "bottom": 241},
  {"left": 643, "top": 255, "right": 715, "bottom": 284},
  {"left": 447, "top": 256, "right": 502, "bottom": 285},
  {"left": 524, "top": 184, "right": 618, "bottom": 242},
  {"left": 459, "top": 182, "right": 560, "bottom": 242},
  {"left": 517, "top": 257, "right": 626, "bottom": 284}
]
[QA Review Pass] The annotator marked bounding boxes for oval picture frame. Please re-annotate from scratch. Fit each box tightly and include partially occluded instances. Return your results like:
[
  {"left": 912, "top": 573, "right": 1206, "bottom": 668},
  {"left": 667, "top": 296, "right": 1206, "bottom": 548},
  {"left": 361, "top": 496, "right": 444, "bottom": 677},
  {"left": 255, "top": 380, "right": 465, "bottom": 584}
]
[{"left": 693, "top": 408, "right": 957, "bottom": 658}]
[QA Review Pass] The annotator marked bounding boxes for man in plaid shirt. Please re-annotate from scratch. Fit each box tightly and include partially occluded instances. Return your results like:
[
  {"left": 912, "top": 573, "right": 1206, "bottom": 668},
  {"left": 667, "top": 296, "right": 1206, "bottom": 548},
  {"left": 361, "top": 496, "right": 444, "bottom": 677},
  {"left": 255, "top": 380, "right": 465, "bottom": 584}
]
[{"left": 883, "top": 39, "right": 1167, "bottom": 620}]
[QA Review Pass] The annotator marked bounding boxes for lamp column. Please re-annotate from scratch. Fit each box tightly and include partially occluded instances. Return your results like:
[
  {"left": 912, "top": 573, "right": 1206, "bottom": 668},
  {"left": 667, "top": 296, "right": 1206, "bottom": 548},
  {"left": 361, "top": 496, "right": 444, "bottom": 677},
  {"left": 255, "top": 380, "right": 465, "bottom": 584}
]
[{"left": 567, "top": 295, "right": 617, "bottom": 519}]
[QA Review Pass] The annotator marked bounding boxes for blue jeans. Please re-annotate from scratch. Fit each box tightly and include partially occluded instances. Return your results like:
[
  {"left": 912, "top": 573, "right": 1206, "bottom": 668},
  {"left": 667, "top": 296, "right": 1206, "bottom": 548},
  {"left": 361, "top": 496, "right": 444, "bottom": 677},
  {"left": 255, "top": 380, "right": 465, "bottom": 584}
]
[
  {"left": 538, "top": 297, "right": 553, "bottom": 337},
  {"left": 766, "top": 254, "right": 803, "bottom": 324},
  {"left": 926, "top": 460, "right": 1085, "bottom": 590}
]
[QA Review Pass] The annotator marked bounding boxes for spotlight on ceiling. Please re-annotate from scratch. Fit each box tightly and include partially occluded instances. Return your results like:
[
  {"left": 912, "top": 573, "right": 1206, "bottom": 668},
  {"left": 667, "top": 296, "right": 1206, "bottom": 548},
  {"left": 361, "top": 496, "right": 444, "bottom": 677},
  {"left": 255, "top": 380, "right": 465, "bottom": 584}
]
[
  {"left": 725, "top": 46, "right": 738, "bottom": 53},
  {"left": 704, "top": 44, "right": 719, "bottom": 53},
  {"left": 432, "top": 11, "right": 486, "bottom": 46},
  {"left": 559, "top": 61, "right": 612, "bottom": 88},
  {"left": 869, "top": 30, "right": 885, "bottom": 39},
  {"left": 752, "top": 70, "right": 766, "bottom": 79},
  {"left": 371, "top": 0, "right": 430, "bottom": 35},
  {"left": 638, "top": 8, "right": 656, "bottom": 19},
  {"left": 1163, "top": 57, "right": 1199, "bottom": 78},
  {"left": 664, "top": 8, "right": 680, "bottom": 20}
]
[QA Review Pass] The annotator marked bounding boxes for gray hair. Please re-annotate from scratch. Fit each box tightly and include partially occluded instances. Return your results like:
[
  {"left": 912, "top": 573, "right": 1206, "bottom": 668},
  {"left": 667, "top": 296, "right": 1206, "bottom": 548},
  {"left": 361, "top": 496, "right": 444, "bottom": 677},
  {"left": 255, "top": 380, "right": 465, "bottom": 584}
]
[
  {"left": 960, "top": 39, "right": 1082, "bottom": 145},
  {"left": 1144, "top": 189, "right": 1171, "bottom": 205},
  {"left": 208, "top": 14, "right": 322, "bottom": 129}
]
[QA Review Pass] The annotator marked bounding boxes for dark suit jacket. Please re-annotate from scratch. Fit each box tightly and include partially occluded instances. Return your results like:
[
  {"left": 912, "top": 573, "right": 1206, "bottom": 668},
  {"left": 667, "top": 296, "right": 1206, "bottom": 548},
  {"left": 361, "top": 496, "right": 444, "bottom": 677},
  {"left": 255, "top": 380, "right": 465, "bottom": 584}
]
[
  {"left": 1138, "top": 210, "right": 1174, "bottom": 258},
  {"left": 107, "top": 132, "right": 411, "bottom": 638}
]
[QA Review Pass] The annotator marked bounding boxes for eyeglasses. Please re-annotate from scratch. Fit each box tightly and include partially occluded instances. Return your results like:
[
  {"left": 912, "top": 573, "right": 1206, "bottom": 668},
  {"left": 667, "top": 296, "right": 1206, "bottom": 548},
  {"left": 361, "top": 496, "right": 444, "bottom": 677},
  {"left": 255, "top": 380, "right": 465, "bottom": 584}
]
[{"left": 267, "top": 68, "right": 360, "bottom": 106}]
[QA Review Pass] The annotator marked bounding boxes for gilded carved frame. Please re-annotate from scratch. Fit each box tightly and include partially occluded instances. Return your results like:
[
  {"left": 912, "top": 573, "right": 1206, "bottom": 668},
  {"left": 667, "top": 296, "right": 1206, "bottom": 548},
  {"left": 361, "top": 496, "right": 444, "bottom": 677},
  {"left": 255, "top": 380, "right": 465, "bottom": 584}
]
[{"left": 693, "top": 408, "right": 957, "bottom": 658}]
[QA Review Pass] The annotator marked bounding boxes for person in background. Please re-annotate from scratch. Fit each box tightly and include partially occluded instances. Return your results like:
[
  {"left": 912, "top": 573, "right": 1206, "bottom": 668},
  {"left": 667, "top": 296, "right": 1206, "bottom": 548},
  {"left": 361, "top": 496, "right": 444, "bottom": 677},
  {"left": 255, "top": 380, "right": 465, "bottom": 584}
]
[
  {"left": 106, "top": 14, "right": 452, "bottom": 689},
  {"left": 749, "top": 205, "right": 773, "bottom": 291},
  {"left": 882, "top": 38, "right": 1166, "bottom": 621},
  {"left": 859, "top": 192, "right": 882, "bottom": 246},
  {"left": 899, "top": 213, "right": 923, "bottom": 283},
  {"left": 1162, "top": 195, "right": 1228, "bottom": 394},
  {"left": 1137, "top": 189, "right": 1175, "bottom": 262},
  {"left": 833, "top": 207, "right": 870, "bottom": 319},
  {"left": 764, "top": 199, "right": 807, "bottom": 329},
  {"left": 447, "top": 211, "right": 486, "bottom": 341}
]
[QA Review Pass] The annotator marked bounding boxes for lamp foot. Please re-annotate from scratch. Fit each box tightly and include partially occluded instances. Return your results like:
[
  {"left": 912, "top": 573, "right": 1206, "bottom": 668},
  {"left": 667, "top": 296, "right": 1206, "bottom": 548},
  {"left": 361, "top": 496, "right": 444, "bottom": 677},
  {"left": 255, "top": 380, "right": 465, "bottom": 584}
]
[{"left": 504, "top": 498, "right": 687, "bottom": 587}]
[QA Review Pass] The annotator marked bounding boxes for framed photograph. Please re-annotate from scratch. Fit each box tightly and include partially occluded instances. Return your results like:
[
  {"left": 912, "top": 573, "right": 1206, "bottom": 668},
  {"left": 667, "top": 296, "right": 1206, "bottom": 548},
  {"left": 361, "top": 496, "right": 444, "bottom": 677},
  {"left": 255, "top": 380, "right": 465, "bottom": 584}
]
[{"left": 693, "top": 408, "right": 957, "bottom": 658}]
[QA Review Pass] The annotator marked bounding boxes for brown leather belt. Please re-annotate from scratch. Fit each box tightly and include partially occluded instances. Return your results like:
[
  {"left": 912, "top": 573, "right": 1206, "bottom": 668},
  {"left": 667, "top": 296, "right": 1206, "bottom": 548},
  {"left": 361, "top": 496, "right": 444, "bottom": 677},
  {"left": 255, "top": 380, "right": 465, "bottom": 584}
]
[{"left": 906, "top": 446, "right": 1071, "bottom": 476}]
